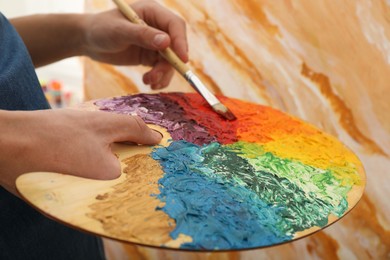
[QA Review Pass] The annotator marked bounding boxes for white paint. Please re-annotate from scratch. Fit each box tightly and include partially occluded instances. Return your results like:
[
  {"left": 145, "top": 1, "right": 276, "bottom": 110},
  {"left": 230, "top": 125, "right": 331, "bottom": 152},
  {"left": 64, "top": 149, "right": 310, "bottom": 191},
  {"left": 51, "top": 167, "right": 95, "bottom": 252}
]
[{"left": 356, "top": 1, "right": 390, "bottom": 64}]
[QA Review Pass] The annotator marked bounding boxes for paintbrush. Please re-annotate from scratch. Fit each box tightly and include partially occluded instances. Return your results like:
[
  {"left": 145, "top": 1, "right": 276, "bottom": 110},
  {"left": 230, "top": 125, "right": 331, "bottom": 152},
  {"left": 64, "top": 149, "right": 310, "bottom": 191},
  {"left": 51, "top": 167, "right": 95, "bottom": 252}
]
[{"left": 112, "top": 0, "right": 236, "bottom": 121}]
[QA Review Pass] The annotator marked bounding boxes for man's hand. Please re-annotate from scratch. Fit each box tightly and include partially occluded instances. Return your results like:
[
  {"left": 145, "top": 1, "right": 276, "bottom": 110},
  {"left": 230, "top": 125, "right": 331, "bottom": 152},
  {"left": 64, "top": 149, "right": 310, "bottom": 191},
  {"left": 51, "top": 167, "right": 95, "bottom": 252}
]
[
  {"left": 0, "top": 109, "right": 162, "bottom": 195},
  {"left": 83, "top": 0, "right": 188, "bottom": 89},
  {"left": 11, "top": 0, "right": 188, "bottom": 89}
]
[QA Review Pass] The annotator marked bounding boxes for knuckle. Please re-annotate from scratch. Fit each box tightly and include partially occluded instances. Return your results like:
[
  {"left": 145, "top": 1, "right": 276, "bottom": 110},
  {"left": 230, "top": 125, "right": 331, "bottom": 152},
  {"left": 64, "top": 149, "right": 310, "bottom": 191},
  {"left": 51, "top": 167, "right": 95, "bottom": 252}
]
[
  {"left": 135, "top": 26, "right": 150, "bottom": 43},
  {"left": 145, "top": 0, "right": 159, "bottom": 8}
]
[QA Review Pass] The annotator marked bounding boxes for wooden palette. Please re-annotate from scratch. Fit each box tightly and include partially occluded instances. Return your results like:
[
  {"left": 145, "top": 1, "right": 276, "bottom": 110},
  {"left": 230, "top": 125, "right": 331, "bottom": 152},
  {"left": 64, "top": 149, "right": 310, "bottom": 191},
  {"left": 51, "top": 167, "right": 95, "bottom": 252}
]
[{"left": 16, "top": 93, "right": 366, "bottom": 251}]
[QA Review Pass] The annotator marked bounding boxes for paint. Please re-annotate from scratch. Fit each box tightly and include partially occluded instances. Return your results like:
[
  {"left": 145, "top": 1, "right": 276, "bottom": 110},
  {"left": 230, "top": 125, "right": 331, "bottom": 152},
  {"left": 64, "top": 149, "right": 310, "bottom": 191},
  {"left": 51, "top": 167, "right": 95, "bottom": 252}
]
[
  {"left": 152, "top": 141, "right": 291, "bottom": 249},
  {"left": 87, "top": 155, "right": 176, "bottom": 245},
  {"left": 95, "top": 93, "right": 238, "bottom": 145},
  {"left": 94, "top": 93, "right": 364, "bottom": 250}
]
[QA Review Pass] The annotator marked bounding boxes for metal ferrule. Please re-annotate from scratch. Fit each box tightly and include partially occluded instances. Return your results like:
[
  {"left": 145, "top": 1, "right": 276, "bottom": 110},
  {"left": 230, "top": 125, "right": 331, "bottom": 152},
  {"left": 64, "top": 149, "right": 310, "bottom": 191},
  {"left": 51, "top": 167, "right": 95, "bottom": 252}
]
[{"left": 184, "top": 71, "right": 219, "bottom": 106}]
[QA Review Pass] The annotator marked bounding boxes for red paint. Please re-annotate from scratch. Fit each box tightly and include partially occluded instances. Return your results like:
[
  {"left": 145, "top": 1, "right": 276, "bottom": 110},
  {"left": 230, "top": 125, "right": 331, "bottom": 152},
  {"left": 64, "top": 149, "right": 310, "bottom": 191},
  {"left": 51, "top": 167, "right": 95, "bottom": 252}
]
[{"left": 163, "top": 93, "right": 239, "bottom": 144}]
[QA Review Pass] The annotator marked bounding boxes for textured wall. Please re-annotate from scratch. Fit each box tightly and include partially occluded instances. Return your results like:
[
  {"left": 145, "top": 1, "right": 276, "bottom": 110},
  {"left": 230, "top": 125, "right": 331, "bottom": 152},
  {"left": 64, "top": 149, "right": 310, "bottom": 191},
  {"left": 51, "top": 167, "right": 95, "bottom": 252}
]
[{"left": 85, "top": 0, "right": 390, "bottom": 259}]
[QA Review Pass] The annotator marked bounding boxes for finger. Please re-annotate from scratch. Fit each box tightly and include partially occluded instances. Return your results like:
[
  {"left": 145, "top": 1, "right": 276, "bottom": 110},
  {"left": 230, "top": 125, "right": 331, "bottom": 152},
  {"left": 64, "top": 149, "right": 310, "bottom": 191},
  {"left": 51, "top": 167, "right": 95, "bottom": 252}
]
[
  {"left": 153, "top": 66, "right": 174, "bottom": 90},
  {"left": 151, "top": 61, "right": 174, "bottom": 89},
  {"left": 139, "top": 49, "right": 159, "bottom": 67},
  {"left": 143, "top": 69, "right": 161, "bottom": 86},
  {"left": 167, "top": 17, "right": 188, "bottom": 62},
  {"left": 172, "top": 36, "right": 189, "bottom": 63},
  {"left": 143, "top": 60, "right": 174, "bottom": 89},
  {"left": 119, "top": 21, "right": 171, "bottom": 50},
  {"left": 133, "top": 1, "right": 188, "bottom": 62},
  {"left": 109, "top": 115, "right": 162, "bottom": 145},
  {"left": 89, "top": 152, "right": 122, "bottom": 180}
]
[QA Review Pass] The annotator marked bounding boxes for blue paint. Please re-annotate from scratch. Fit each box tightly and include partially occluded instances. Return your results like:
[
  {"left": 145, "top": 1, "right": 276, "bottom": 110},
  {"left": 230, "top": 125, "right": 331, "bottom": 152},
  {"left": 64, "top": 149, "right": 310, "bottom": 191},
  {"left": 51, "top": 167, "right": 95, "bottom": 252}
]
[{"left": 152, "top": 141, "right": 291, "bottom": 250}]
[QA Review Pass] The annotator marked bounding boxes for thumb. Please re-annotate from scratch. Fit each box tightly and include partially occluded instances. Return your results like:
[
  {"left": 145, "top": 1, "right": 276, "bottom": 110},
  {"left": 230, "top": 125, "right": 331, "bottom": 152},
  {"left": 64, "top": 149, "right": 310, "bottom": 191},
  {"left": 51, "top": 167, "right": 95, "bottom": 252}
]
[
  {"left": 124, "top": 23, "right": 171, "bottom": 50},
  {"left": 110, "top": 115, "right": 163, "bottom": 145}
]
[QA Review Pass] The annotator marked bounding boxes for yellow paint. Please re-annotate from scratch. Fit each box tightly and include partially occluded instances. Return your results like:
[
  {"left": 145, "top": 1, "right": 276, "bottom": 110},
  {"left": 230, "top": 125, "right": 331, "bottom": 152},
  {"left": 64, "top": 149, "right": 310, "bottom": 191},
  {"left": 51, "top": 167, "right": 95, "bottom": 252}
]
[{"left": 262, "top": 132, "right": 363, "bottom": 185}]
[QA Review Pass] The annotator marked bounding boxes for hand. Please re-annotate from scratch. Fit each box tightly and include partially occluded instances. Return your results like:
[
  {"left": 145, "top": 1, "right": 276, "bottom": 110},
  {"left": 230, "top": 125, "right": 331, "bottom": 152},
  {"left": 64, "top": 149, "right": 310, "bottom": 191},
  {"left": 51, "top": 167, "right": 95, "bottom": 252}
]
[
  {"left": 0, "top": 109, "right": 162, "bottom": 195},
  {"left": 83, "top": 0, "right": 188, "bottom": 89}
]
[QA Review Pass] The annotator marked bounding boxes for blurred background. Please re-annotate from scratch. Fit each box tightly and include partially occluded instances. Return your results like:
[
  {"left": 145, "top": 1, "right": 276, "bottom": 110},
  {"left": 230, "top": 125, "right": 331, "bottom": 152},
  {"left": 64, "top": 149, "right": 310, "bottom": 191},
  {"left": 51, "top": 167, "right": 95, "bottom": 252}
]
[
  {"left": 0, "top": 0, "right": 84, "bottom": 107},
  {"left": 1, "top": 1, "right": 389, "bottom": 259}
]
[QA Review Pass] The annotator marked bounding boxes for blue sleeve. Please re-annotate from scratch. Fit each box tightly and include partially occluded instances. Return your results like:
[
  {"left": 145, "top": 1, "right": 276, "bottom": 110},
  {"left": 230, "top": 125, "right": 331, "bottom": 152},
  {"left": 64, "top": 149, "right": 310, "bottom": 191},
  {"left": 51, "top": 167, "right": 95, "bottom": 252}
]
[{"left": 0, "top": 12, "right": 50, "bottom": 110}]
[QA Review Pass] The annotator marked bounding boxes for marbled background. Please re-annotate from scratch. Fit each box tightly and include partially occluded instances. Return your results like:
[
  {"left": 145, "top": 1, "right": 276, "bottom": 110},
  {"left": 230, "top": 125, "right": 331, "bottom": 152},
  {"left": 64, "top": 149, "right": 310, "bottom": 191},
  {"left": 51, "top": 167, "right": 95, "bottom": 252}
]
[{"left": 85, "top": 0, "right": 390, "bottom": 259}]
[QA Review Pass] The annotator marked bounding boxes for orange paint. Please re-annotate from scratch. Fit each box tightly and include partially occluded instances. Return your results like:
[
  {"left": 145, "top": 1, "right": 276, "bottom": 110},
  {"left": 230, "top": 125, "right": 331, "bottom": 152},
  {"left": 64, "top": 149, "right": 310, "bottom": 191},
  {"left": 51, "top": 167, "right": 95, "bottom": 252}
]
[
  {"left": 221, "top": 96, "right": 318, "bottom": 143},
  {"left": 301, "top": 63, "right": 385, "bottom": 156}
]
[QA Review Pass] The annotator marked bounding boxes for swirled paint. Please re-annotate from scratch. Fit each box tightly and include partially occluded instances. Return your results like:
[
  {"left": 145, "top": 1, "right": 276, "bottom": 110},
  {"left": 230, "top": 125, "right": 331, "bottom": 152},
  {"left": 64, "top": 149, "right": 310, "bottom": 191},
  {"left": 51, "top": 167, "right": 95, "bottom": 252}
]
[{"left": 95, "top": 93, "right": 364, "bottom": 250}]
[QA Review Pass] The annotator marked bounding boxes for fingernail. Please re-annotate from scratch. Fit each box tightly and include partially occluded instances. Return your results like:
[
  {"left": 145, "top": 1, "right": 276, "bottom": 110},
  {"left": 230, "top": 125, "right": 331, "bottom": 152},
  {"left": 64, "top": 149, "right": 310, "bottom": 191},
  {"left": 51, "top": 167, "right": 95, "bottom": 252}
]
[
  {"left": 151, "top": 129, "right": 163, "bottom": 142},
  {"left": 152, "top": 129, "right": 163, "bottom": 138},
  {"left": 121, "top": 141, "right": 137, "bottom": 146},
  {"left": 153, "top": 34, "right": 168, "bottom": 48},
  {"left": 152, "top": 84, "right": 162, "bottom": 90}
]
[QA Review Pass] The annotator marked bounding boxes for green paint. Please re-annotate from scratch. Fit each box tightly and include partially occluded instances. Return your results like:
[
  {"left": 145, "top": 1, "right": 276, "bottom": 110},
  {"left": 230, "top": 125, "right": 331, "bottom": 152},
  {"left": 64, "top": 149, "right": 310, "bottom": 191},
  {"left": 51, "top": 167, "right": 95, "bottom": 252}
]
[
  {"left": 229, "top": 141, "right": 351, "bottom": 216},
  {"left": 201, "top": 142, "right": 350, "bottom": 233}
]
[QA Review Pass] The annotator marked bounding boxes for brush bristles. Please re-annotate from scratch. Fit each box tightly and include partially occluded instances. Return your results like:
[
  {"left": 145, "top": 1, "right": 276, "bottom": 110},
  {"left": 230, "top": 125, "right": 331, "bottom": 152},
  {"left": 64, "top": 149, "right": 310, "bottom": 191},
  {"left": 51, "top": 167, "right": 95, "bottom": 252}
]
[{"left": 212, "top": 103, "right": 237, "bottom": 121}]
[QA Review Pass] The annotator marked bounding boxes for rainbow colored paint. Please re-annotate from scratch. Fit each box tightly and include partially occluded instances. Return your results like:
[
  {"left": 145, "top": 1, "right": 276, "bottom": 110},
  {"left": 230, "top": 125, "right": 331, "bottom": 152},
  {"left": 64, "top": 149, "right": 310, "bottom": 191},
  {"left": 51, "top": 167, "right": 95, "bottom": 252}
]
[{"left": 95, "top": 93, "right": 364, "bottom": 250}]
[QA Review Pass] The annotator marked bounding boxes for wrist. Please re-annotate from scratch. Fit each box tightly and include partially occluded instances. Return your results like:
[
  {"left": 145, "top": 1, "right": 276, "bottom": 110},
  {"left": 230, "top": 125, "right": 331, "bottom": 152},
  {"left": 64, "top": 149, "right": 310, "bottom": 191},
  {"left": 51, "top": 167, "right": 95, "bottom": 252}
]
[
  {"left": 76, "top": 13, "right": 92, "bottom": 57},
  {"left": 62, "top": 13, "right": 89, "bottom": 57},
  {"left": 10, "top": 13, "right": 89, "bottom": 66},
  {"left": 0, "top": 110, "right": 30, "bottom": 194}
]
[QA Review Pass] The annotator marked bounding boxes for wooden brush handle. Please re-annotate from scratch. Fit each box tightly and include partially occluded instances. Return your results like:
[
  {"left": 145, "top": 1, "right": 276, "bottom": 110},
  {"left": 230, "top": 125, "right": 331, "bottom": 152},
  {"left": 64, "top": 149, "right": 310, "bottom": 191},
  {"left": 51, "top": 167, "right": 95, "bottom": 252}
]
[{"left": 113, "top": 0, "right": 190, "bottom": 75}]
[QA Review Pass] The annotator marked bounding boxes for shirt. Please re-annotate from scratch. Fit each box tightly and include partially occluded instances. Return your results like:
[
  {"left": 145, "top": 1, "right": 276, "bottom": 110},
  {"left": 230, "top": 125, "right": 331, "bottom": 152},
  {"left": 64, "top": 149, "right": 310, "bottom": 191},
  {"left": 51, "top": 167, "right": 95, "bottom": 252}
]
[{"left": 0, "top": 12, "right": 105, "bottom": 260}]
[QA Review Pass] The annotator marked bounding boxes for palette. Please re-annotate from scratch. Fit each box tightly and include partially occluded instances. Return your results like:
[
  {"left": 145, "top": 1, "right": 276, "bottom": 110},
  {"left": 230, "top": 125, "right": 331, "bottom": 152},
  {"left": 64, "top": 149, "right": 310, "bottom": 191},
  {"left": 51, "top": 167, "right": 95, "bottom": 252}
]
[{"left": 16, "top": 92, "right": 365, "bottom": 251}]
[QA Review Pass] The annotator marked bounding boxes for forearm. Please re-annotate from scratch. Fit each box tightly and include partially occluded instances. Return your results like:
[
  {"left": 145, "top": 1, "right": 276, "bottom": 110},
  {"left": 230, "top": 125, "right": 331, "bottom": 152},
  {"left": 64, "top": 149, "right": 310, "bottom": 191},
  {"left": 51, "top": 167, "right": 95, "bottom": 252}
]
[
  {"left": 8, "top": 1, "right": 189, "bottom": 87},
  {"left": 10, "top": 14, "right": 87, "bottom": 67},
  {"left": 0, "top": 110, "right": 29, "bottom": 195}
]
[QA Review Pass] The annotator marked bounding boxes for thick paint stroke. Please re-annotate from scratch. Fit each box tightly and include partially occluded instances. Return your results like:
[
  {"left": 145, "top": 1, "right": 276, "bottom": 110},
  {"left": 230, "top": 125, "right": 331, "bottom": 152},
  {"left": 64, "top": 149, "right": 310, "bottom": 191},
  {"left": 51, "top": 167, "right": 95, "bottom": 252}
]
[
  {"left": 95, "top": 93, "right": 238, "bottom": 145},
  {"left": 152, "top": 141, "right": 291, "bottom": 249},
  {"left": 228, "top": 141, "right": 351, "bottom": 214},
  {"left": 94, "top": 93, "right": 364, "bottom": 250},
  {"left": 152, "top": 141, "right": 350, "bottom": 249},
  {"left": 163, "top": 93, "right": 239, "bottom": 144},
  {"left": 200, "top": 143, "right": 348, "bottom": 229}
]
